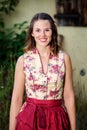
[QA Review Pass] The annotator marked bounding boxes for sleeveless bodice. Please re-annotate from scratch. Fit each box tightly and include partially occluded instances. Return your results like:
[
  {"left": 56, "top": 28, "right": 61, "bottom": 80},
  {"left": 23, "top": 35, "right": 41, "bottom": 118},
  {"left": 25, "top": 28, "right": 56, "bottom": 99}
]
[{"left": 23, "top": 48, "right": 65, "bottom": 100}]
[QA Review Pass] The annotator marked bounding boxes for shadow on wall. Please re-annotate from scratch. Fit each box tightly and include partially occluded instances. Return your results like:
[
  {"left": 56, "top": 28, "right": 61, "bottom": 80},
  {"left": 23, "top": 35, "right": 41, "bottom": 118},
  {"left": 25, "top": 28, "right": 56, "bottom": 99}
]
[{"left": 58, "top": 34, "right": 64, "bottom": 49}]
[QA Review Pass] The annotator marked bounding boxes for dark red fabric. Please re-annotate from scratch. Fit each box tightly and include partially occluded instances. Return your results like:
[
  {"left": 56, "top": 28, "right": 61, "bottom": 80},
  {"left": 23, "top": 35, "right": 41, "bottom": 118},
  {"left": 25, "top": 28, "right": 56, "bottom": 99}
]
[{"left": 16, "top": 98, "right": 70, "bottom": 130}]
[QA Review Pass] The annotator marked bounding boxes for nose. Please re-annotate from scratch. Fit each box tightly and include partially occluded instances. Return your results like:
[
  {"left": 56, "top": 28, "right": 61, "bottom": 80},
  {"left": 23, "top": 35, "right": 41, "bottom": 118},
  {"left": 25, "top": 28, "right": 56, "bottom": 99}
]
[{"left": 41, "top": 30, "right": 45, "bottom": 36}]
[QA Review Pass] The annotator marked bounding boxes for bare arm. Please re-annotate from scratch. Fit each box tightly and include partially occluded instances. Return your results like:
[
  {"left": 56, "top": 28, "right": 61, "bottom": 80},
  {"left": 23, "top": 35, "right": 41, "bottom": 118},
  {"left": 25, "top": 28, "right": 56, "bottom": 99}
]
[
  {"left": 64, "top": 53, "right": 76, "bottom": 130},
  {"left": 9, "top": 55, "right": 25, "bottom": 130}
]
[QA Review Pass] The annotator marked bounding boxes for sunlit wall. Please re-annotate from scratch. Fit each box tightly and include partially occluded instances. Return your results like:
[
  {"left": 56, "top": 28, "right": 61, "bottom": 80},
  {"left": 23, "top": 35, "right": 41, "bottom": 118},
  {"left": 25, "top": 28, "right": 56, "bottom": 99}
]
[{"left": 3, "top": 0, "right": 87, "bottom": 93}]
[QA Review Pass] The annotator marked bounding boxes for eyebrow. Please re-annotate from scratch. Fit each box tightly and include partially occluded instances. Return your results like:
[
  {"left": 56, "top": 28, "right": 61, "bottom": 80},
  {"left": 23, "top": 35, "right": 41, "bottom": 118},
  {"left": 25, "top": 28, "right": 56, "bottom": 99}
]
[{"left": 34, "top": 27, "right": 51, "bottom": 29}]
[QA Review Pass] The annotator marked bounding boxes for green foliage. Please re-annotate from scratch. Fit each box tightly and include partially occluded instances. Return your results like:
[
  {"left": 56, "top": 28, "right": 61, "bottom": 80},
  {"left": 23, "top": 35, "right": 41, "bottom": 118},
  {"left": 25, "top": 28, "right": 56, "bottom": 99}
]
[
  {"left": 0, "top": 0, "right": 19, "bottom": 14},
  {"left": 75, "top": 83, "right": 87, "bottom": 130},
  {"left": 0, "top": 1, "right": 27, "bottom": 130},
  {"left": 0, "top": 21, "right": 28, "bottom": 130},
  {"left": 0, "top": 63, "right": 14, "bottom": 130},
  {"left": 0, "top": 21, "right": 28, "bottom": 67}
]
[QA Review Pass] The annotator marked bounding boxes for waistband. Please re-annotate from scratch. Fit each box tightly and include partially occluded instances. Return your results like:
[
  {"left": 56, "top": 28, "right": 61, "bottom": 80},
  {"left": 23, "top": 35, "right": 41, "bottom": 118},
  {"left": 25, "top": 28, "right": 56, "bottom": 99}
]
[
  {"left": 17, "top": 98, "right": 63, "bottom": 129},
  {"left": 26, "top": 97, "right": 62, "bottom": 107}
]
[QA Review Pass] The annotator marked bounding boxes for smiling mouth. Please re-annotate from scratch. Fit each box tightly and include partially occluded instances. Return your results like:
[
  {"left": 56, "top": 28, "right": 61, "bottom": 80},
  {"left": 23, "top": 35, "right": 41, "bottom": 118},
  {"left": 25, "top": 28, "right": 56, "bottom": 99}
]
[{"left": 40, "top": 38, "right": 47, "bottom": 42}]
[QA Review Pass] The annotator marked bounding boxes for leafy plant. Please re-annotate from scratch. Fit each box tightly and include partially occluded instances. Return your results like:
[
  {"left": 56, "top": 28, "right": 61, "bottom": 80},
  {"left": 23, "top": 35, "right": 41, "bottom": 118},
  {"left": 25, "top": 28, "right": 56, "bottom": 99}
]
[
  {"left": 0, "top": 0, "right": 20, "bottom": 14},
  {"left": 0, "top": 21, "right": 28, "bottom": 130},
  {"left": 0, "top": 21, "right": 28, "bottom": 64},
  {"left": 75, "top": 82, "right": 87, "bottom": 130},
  {"left": 0, "top": 1, "right": 28, "bottom": 129},
  {"left": 0, "top": 63, "right": 14, "bottom": 130}
]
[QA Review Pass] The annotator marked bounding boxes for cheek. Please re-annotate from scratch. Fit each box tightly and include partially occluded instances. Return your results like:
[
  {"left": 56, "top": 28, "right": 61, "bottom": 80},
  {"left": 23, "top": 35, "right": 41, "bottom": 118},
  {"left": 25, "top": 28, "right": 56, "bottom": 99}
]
[
  {"left": 48, "top": 33, "right": 52, "bottom": 39},
  {"left": 33, "top": 33, "right": 40, "bottom": 38},
  {"left": 33, "top": 35, "right": 39, "bottom": 42},
  {"left": 48, "top": 31, "right": 52, "bottom": 36}
]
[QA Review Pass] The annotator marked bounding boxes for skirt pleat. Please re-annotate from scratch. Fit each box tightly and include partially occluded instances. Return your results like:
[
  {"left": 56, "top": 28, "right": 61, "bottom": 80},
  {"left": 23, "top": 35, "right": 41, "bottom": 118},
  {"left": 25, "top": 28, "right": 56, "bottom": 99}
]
[{"left": 16, "top": 98, "right": 70, "bottom": 130}]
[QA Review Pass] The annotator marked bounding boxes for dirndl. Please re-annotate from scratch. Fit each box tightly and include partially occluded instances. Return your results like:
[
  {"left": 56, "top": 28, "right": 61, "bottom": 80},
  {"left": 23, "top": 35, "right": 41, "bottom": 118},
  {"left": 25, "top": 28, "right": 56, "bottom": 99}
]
[{"left": 16, "top": 98, "right": 70, "bottom": 130}]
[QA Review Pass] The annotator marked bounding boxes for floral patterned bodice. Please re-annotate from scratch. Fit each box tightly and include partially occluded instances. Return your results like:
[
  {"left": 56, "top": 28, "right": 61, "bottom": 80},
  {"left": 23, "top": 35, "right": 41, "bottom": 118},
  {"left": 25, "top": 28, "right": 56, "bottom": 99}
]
[{"left": 23, "top": 48, "right": 65, "bottom": 100}]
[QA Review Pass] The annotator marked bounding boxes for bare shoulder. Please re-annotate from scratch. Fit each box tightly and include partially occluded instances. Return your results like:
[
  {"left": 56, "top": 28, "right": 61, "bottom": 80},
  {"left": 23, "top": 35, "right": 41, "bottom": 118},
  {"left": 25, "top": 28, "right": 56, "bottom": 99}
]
[
  {"left": 17, "top": 55, "right": 24, "bottom": 63},
  {"left": 63, "top": 52, "right": 72, "bottom": 68},
  {"left": 63, "top": 51, "right": 70, "bottom": 60},
  {"left": 16, "top": 55, "right": 24, "bottom": 69}
]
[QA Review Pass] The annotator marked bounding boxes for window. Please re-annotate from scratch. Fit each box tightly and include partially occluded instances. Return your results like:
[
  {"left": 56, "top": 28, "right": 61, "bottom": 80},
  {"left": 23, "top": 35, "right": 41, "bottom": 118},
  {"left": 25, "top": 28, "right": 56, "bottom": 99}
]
[{"left": 54, "top": 0, "right": 87, "bottom": 26}]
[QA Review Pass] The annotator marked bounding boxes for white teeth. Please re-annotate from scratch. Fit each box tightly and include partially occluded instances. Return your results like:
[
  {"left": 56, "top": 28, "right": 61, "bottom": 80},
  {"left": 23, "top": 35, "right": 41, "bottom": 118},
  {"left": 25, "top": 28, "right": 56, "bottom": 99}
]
[{"left": 40, "top": 39, "right": 47, "bottom": 42}]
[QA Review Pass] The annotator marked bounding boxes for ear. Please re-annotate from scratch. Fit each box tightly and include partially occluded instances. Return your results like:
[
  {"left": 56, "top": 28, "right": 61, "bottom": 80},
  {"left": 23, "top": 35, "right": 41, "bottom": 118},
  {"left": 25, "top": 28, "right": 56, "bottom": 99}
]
[{"left": 31, "top": 32, "right": 34, "bottom": 37}]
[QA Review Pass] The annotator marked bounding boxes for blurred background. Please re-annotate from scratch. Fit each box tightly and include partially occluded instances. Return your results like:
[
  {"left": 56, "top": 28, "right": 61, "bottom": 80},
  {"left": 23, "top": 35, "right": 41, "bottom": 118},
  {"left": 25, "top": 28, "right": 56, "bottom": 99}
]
[{"left": 0, "top": 0, "right": 87, "bottom": 129}]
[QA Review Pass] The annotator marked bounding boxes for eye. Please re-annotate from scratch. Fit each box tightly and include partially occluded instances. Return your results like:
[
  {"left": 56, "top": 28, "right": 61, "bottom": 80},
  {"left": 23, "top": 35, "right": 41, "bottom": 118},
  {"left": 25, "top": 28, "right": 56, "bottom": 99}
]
[
  {"left": 35, "top": 29, "right": 40, "bottom": 32},
  {"left": 45, "top": 28, "right": 51, "bottom": 32}
]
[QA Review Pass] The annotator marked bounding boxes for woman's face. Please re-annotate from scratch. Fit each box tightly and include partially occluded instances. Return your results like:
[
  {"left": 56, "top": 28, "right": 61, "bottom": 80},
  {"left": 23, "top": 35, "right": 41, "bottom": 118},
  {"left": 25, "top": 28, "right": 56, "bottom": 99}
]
[{"left": 32, "top": 20, "right": 52, "bottom": 48}]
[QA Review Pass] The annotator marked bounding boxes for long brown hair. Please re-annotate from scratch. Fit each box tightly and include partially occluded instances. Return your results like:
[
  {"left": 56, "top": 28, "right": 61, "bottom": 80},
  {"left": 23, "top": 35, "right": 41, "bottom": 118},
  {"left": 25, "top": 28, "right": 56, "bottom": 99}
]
[{"left": 23, "top": 12, "right": 60, "bottom": 55}]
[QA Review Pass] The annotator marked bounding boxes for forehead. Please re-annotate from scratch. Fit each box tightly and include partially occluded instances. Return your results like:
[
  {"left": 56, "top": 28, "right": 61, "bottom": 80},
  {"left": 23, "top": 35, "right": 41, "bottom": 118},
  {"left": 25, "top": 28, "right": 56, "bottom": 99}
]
[{"left": 33, "top": 20, "right": 51, "bottom": 28}]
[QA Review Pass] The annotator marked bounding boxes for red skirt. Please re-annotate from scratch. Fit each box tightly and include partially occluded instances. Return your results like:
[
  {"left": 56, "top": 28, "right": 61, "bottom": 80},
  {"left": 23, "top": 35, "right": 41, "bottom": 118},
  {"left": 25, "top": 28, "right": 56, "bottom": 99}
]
[{"left": 16, "top": 98, "right": 70, "bottom": 130}]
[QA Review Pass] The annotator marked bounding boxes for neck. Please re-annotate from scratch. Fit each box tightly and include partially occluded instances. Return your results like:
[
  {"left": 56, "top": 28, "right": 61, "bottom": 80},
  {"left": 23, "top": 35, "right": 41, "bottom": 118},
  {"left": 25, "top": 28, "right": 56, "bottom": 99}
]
[{"left": 36, "top": 46, "right": 50, "bottom": 57}]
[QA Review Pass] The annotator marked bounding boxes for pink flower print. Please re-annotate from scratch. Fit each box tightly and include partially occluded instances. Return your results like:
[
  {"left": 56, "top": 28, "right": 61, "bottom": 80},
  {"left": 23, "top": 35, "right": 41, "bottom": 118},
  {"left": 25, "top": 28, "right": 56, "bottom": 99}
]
[
  {"left": 50, "top": 90, "right": 58, "bottom": 97},
  {"left": 33, "top": 48, "right": 37, "bottom": 54},
  {"left": 33, "top": 84, "right": 47, "bottom": 92},
  {"left": 24, "top": 65, "right": 27, "bottom": 70},
  {"left": 52, "top": 65, "right": 58, "bottom": 74},
  {"left": 41, "top": 87, "right": 47, "bottom": 93},
  {"left": 52, "top": 56, "right": 57, "bottom": 60},
  {"left": 34, "top": 84, "right": 41, "bottom": 91},
  {"left": 30, "top": 85, "right": 35, "bottom": 92},
  {"left": 29, "top": 75, "right": 33, "bottom": 80},
  {"left": 58, "top": 58, "right": 64, "bottom": 67},
  {"left": 34, "top": 84, "right": 40, "bottom": 90},
  {"left": 24, "top": 65, "right": 30, "bottom": 73},
  {"left": 39, "top": 67, "right": 43, "bottom": 73},
  {"left": 26, "top": 55, "right": 30, "bottom": 59},
  {"left": 47, "top": 77, "right": 50, "bottom": 82},
  {"left": 29, "top": 56, "right": 35, "bottom": 61},
  {"left": 59, "top": 71, "right": 64, "bottom": 79},
  {"left": 29, "top": 73, "right": 33, "bottom": 80}
]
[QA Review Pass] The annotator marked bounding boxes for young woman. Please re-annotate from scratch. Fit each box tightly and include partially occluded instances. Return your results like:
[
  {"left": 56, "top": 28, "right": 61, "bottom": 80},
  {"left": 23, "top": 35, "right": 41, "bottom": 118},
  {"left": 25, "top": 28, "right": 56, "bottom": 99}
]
[{"left": 9, "top": 12, "right": 76, "bottom": 130}]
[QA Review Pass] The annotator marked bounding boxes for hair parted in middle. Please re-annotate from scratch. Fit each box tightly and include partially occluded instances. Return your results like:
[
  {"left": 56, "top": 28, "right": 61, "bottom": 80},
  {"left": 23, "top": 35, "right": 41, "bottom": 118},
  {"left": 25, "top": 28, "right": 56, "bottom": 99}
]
[{"left": 23, "top": 12, "right": 60, "bottom": 55}]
